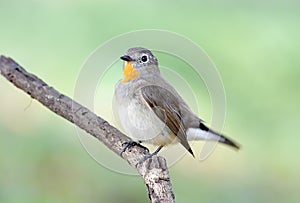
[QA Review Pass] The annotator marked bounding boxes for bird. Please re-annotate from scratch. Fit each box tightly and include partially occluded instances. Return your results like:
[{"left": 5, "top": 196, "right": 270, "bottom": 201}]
[{"left": 113, "top": 47, "right": 239, "bottom": 158}]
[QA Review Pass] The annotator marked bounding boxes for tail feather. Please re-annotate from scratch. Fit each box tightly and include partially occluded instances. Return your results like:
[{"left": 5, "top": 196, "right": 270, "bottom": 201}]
[
  {"left": 216, "top": 133, "right": 240, "bottom": 150},
  {"left": 186, "top": 122, "right": 240, "bottom": 150}
]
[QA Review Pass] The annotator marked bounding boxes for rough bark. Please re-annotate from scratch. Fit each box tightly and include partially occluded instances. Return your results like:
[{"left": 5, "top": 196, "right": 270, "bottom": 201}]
[{"left": 0, "top": 55, "right": 175, "bottom": 203}]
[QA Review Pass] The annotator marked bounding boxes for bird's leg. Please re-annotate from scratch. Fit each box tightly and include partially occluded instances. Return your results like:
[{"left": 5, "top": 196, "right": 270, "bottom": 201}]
[
  {"left": 120, "top": 140, "right": 149, "bottom": 157},
  {"left": 152, "top": 145, "right": 163, "bottom": 155},
  {"left": 136, "top": 146, "right": 163, "bottom": 166}
]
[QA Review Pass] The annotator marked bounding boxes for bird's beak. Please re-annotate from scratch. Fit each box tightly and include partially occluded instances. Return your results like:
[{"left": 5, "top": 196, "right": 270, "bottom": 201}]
[{"left": 120, "top": 55, "right": 133, "bottom": 61}]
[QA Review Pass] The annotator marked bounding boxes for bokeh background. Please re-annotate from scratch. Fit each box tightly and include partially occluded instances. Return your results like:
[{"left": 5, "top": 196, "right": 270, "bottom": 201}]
[{"left": 1, "top": 0, "right": 299, "bottom": 202}]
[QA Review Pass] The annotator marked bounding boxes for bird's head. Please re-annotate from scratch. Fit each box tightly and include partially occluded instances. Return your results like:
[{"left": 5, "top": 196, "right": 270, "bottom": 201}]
[{"left": 120, "top": 47, "right": 159, "bottom": 84}]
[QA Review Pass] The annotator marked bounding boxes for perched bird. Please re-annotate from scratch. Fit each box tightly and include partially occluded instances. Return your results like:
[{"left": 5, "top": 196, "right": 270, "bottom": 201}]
[{"left": 113, "top": 47, "right": 239, "bottom": 158}]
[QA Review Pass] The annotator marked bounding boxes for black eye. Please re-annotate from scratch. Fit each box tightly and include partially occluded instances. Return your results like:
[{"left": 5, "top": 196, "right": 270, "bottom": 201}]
[{"left": 141, "top": 55, "right": 148, "bottom": 62}]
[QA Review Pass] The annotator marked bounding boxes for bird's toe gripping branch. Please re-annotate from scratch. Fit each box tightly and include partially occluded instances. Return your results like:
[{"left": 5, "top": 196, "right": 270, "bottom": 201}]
[{"left": 120, "top": 140, "right": 149, "bottom": 157}]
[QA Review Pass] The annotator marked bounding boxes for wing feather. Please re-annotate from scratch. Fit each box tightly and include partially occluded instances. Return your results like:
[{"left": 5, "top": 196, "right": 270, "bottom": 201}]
[{"left": 141, "top": 85, "right": 194, "bottom": 156}]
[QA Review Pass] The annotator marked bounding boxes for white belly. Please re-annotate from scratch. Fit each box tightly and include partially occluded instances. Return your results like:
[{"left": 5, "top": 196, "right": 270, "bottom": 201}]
[{"left": 113, "top": 86, "right": 178, "bottom": 146}]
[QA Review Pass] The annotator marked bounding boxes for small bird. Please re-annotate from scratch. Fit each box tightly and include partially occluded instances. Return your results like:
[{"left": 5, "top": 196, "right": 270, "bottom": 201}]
[{"left": 113, "top": 47, "right": 239, "bottom": 158}]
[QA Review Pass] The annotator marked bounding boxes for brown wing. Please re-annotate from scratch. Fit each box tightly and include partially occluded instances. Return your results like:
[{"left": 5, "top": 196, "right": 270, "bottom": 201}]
[{"left": 141, "top": 85, "right": 194, "bottom": 157}]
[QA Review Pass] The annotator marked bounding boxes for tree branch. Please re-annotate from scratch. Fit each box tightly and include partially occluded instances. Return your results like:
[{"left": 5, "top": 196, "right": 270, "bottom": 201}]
[{"left": 0, "top": 55, "right": 175, "bottom": 203}]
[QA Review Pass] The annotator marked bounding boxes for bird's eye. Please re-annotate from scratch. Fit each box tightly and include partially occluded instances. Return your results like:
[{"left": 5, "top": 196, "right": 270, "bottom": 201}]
[{"left": 141, "top": 55, "right": 148, "bottom": 63}]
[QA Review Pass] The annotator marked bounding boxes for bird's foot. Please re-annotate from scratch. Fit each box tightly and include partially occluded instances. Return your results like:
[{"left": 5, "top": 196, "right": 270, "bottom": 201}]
[
  {"left": 120, "top": 140, "right": 149, "bottom": 157},
  {"left": 136, "top": 146, "right": 163, "bottom": 166}
]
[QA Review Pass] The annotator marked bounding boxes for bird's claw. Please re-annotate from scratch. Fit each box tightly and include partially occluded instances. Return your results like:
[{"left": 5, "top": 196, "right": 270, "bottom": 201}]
[
  {"left": 135, "top": 146, "right": 163, "bottom": 167},
  {"left": 120, "top": 140, "right": 149, "bottom": 157}
]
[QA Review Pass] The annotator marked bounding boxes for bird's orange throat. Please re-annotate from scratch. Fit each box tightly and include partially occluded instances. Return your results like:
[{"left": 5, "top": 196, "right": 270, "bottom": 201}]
[{"left": 121, "top": 61, "right": 139, "bottom": 84}]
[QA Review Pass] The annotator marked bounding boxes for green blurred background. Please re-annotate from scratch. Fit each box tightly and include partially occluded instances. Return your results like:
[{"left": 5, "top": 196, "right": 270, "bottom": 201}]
[{"left": 1, "top": 0, "right": 299, "bottom": 202}]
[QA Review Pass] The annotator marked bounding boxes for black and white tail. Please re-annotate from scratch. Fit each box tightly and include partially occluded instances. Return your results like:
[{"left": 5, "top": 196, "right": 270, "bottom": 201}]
[{"left": 186, "top": 122, "right": 240, "bottom": 149}]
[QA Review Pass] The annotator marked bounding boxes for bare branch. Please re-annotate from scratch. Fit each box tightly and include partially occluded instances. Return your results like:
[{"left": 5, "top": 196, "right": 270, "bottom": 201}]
[{"left": 0, "top": 55, "right": 175, "bottom": 203}]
